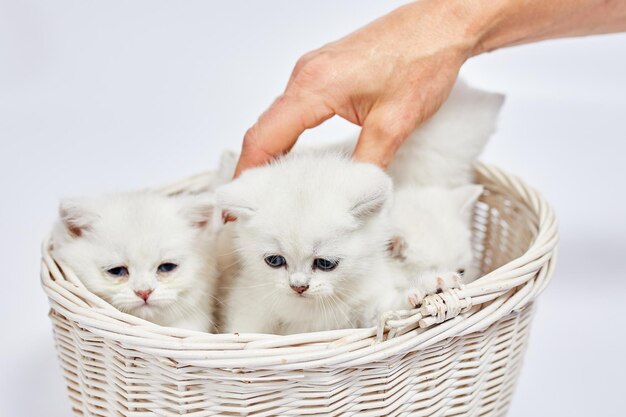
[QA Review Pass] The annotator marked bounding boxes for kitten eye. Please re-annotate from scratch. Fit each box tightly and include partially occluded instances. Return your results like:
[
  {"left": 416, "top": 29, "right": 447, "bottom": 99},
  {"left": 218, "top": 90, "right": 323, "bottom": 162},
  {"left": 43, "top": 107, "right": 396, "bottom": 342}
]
[
  {"left": 457, "top": 269, "right": 465, "bottom": 276},
  {"left": 106, "top": 266, "right": 129, "bottom": 278},
  {"left": 314, "top": 258, "right": 338, "bottom": 271},
  {"left": 264, "top": 255, "right": 286, "bottom": 268},
  {"left": 157, "top": 263, "right": 178, "bottom": 273}
]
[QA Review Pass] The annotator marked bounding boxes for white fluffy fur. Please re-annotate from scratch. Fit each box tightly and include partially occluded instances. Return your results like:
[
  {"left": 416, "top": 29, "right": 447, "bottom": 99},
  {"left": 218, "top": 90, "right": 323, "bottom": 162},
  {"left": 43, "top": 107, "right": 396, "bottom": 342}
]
[
  {"left": 389, "top": 185, "right": 484, "bottom": 305},
  {"left": 52, "top": 192, "right": 218, "bottom": 332},
  {"left": 216, "top": 153, "right": 408, "bottom": 334},
  {"left": 387, "top": 80, "right": 504, "bottom": 187}
]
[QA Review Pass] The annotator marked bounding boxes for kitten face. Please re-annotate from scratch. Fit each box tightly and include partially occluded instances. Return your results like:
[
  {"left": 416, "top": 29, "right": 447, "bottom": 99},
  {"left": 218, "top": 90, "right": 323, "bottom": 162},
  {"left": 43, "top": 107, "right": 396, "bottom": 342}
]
[
  {"left": 234, "top": 212, "right": 381, "bottom": 302},
  {"left": 217, "top": 153, "right": 393, "bottom": 316},
  {"left": 389, "top": 185, "right": 483, "bottom": 280},
  {"left": 53, "top": 192, "right": 215, "bottom": 325}
]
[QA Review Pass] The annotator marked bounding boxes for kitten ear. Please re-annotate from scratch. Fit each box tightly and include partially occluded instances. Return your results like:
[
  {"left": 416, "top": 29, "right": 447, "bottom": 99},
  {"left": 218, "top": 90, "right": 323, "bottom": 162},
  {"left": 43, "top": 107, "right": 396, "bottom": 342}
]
[
  {"left": 59, "top": 199, "right": 98, "bottom": 238},
  {"left": 215, "top": 181, "right": 257, "bottom": 220},
  {"left": 453, "top": 185, "right": 484, "bottom": 216},
  {"left": 216, "top": 149, "right": 239, "bottom": 186},
  {"left": 388, "top": 235, "right": 407, "bottom": 260},
  {"left": 181, "top": 194, "right": 215, "bottom": 229},
  {"left": 348, "top": 166, "right": 393, "bottom": 219}
]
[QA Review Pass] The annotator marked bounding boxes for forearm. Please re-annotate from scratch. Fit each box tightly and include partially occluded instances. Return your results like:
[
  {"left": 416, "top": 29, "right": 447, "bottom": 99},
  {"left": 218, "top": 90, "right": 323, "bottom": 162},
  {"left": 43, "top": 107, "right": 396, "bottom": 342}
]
[{"left": 459, "top": 0, "right": 626, "bottom": 55}]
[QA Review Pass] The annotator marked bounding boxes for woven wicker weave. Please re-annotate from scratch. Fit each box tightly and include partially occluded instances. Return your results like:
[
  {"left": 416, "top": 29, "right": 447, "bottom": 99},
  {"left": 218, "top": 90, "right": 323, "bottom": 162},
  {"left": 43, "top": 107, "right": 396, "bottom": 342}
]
[{"left": 41, "top": 163, "right": 558, "bottom": 417}]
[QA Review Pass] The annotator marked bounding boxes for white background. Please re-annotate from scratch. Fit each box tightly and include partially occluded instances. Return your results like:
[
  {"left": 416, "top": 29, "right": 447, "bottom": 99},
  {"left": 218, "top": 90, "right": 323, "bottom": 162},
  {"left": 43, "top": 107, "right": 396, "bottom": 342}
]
[{"left": 1, "top": 1, "right": 625, "bottom": 416}]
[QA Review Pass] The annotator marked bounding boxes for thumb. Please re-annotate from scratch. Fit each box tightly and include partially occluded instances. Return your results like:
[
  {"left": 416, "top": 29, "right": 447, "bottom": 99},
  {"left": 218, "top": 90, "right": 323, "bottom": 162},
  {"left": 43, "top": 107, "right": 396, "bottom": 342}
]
[{"left": 234, "top": 93, "right": 333, "bottom": 177}]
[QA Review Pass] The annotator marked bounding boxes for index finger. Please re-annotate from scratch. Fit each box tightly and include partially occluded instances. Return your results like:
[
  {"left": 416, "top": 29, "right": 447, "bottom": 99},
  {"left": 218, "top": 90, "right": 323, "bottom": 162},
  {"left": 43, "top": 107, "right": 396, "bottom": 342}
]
[{"left": 234, "top": 93, "right": 334, "bottom": 177}]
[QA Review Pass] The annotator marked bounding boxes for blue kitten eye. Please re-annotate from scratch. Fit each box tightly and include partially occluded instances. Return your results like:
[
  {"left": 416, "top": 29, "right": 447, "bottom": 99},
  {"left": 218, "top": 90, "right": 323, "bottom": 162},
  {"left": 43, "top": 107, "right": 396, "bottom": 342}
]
[
  {"left": 314, "top": 258, "right": 338, "bottom": 271},
  {"left": 157, "top": 263, "right": 178, "bottom": 273},
  {"left": 107, "top": 266, "right": 129, "bottom": 277},
  {"left": 457, "top": 269, "right": 465, "bottom": 276},
  {"left": 264, "top": 255, "right": 286, "bottom": 268}
]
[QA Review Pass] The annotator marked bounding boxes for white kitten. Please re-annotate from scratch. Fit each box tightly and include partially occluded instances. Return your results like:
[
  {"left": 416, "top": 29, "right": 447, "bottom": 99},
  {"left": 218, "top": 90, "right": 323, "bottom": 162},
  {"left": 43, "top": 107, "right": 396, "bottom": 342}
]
[
  {"left": 214, "top": 81, "right": 500, "bottom": 329},
  {"left": 388, "top": 185, "right": 484, "bottom": 306},
  {"left": 388, "top": 80, "right": 504, "bottom": 187},
  {"left": 216, "top": 153, "right": 407, "bottom": 334},
  {"left": 52, "top": 192, "right": 218, "bottom": 332}
]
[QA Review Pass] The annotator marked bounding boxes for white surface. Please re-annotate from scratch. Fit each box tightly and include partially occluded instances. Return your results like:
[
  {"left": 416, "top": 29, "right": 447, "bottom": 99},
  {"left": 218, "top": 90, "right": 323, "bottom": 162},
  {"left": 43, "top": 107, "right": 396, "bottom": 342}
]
[{"left": 1, "top": 1, "right": 625, "bottom": 416}]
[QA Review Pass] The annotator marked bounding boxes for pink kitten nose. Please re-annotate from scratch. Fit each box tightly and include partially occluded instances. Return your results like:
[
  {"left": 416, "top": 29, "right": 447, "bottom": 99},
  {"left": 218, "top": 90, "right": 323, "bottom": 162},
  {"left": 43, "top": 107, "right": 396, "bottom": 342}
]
[
  {"left": 134, "top": 289, "right": 153, "bottom": 301},
  {"left": 290, "top": 285, "right": 309, "bottom": 295}
]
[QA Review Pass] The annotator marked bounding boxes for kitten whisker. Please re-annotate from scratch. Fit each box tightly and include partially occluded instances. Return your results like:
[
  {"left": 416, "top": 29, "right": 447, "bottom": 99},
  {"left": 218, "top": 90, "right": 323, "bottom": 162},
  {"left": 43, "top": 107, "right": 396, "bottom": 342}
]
[
  {"left": 326, "top": 294, "right": 355, "bottom": 329},
  {"left": 219, "top": 259, "right": 242, "bottom": 270},
  {"left": 333, "top": 287, "right": 363, "bottom": 307},
  {"left": 320, "top": 295, "right": 341, "bottom": 329}
]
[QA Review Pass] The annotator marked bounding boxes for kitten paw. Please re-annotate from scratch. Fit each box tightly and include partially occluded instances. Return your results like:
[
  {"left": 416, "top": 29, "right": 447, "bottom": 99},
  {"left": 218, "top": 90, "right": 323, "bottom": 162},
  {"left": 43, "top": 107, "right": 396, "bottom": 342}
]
[
  {"left": 407, "top": 290, "right": 426, "bottom": 308},
  {"left": 434, "top": 271, "right": 461, "bottom": 293},
  {"left": 407, "top": 271, "right": 462, "bottom": 308}
]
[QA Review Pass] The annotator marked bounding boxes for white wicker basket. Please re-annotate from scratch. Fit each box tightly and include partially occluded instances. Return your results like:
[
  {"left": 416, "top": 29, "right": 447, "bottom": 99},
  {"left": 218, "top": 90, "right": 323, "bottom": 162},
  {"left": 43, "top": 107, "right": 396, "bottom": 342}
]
[{"left": 41, "top": 163, "right": 558, "bottom": 417}]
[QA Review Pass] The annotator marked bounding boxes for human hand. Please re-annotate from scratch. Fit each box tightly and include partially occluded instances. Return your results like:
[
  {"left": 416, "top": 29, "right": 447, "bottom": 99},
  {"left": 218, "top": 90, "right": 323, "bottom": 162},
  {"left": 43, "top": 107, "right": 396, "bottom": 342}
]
[
  {"left": 233, "top": 0, "right": 626, "bottom": 176},
  {"left": 233, "top": 1, "right": 479, "bottom": 176}
]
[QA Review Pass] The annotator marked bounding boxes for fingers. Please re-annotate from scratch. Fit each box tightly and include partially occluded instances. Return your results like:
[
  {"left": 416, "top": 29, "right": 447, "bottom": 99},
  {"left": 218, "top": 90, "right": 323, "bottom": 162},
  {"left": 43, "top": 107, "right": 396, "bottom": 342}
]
[
  {"left": 353, "top": 104, "right": 416, "bottom": 169},
  {"left": 234, "top": 92, "right": 334, "bottom": 177}
]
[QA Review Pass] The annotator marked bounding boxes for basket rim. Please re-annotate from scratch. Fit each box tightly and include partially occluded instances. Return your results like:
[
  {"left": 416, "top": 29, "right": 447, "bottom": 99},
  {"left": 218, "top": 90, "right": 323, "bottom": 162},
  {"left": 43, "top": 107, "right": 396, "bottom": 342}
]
[{"left": 40, "top": 162, "right": 558, "bottom": 369}]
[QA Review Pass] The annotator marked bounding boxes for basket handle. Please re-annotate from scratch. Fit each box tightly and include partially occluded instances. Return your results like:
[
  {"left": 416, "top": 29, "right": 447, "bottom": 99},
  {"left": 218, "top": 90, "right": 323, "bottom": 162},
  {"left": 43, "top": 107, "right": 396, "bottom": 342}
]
[{"left": 377, "top": 288, "right": 473, "bottom": 342}]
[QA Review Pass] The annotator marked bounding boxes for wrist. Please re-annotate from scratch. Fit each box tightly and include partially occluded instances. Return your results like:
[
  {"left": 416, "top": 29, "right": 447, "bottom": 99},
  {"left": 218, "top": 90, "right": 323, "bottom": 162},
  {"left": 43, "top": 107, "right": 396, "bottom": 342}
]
[
  {"left": 459, "top": 0, "right": 535, "bottom": 56},
  {"left": 429, "top": 0, "right": 509, "bottom": 57},
  {"left": 398, "top": 0, "right": 500, "bottom": 60},
  {"left": 403, "top": 0, "right": 537, "bottom": 57},
  {"left": 454, "top": 0, "right": 626, "bottom": 56}
]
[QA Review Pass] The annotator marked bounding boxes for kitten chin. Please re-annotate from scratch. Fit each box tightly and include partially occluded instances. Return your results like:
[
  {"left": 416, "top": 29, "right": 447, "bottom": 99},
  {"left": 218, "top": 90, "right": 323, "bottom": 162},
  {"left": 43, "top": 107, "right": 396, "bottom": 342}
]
[
  {"left": 52, "top": 191, "right": 220, "bottom": 332},
  {"left": 216, "top": 152, "right": 411, "bottom": 335}
]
